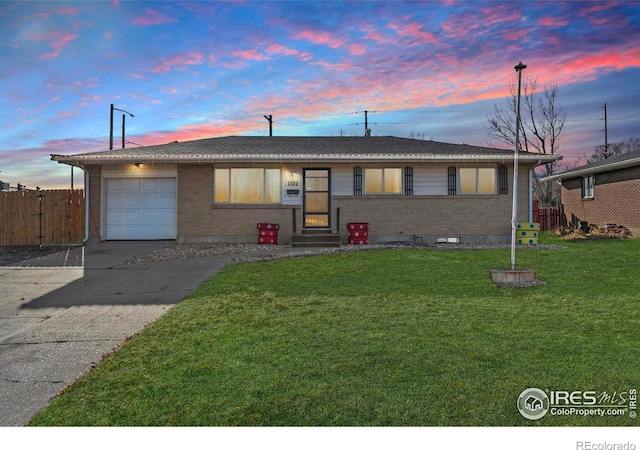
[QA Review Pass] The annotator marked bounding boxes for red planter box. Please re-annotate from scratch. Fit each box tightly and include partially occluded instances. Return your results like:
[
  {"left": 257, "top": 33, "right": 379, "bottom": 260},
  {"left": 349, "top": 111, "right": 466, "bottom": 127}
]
[
  {"left": 257, "top": 223, "right": 279, "bottom": 244},
  {"left": 347, "top": 223, "right": 369, "bottom": 245}
]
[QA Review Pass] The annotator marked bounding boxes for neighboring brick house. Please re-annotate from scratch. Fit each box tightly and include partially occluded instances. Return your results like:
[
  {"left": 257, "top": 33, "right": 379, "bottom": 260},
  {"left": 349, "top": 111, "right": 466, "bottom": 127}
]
[
  {"left": 51, "top": 136, "right": 557, "bottom": 244},
  {"left": 542, "top": 149, "right": 640, "bottom": 236}
]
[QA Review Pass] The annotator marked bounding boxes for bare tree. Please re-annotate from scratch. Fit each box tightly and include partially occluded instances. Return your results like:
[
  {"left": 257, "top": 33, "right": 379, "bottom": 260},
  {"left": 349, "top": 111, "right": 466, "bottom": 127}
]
[
  {"left": 588, "top": 137, "right": 640, "bottom": 163},
  {"left": 485, "top": 77, "right": 567, "bottom": 206}
]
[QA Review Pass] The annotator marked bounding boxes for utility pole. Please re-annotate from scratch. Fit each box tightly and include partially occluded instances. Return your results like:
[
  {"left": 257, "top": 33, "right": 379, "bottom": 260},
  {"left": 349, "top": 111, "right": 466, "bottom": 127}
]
[
  {"left": 364, "top": 110, "right": 369, "bottom": 136},
  {"left": 602, "top": 103, "right": 608, "bottom": 159},
  {"left": 264, "top": 115, "right": 273, "bottom": 136},
  {"left": 122, "top": 114, "right": 126, "bottom": 148},
  {"left": 110, "top": 104, "right": 134, "bottom": 150}
]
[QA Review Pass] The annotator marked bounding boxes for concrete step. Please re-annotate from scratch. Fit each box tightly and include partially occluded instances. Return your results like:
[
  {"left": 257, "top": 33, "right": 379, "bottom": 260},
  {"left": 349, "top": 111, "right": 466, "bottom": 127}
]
[{"left": 291, "top": 232, "right": 342, "bottom": 248}]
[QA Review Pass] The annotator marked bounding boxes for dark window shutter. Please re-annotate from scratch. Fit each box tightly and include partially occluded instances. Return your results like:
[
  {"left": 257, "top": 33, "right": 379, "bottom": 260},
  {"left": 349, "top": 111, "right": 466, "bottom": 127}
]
[
  {"left": 404, "top": 166, "right": 413, "bottom": 195},
  {"left": 498, "top": 165, "right": 508, "bottom": 195},
  {"left": 447, "top": 166, "right": 457, "bottom": 195},
  {"left": 354, "top": 166, "right": 363, "bottom": 196}
]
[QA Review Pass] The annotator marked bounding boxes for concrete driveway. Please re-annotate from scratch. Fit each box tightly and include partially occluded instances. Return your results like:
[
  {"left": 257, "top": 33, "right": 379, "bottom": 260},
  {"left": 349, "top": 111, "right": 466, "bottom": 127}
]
[{"left": 0, "top": 241, "right": 243, "bottom": 426}]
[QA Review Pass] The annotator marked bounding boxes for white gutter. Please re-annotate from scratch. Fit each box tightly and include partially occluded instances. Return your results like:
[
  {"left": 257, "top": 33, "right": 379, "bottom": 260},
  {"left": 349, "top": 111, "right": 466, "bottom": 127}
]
[
  {"left": 541, "top": 156, "right": 640, "bottom": 181},
  {"left": 53, "top": 153, "right": 559, "bottom": 165}
]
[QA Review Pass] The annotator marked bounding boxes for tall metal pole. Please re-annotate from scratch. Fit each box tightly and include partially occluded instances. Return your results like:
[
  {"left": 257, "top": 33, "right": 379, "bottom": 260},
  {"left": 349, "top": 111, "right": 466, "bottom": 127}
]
[
  {"left": 111, "top": 104, "right": 134, "bottom": 150},
  {"left": 511, "top": 62, "right": 527, "bottom": 270},
  {"left": 264, "top": 115, "right": 273, "bottom": 136},
  {"left": 603, "top": 103, "right": 608, "bottom": 159},
  {"left": 109, "top": 104, "right": 114, "bottom": 150}
]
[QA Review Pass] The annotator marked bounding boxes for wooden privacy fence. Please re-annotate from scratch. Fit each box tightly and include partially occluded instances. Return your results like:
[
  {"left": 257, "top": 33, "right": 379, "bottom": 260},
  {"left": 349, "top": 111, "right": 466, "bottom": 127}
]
[
  {"left": 532, "top": 200, "right": 565, "bottom": 231},
  {"left": 0, "top": 189, "right": 84, "bottom": 246}
]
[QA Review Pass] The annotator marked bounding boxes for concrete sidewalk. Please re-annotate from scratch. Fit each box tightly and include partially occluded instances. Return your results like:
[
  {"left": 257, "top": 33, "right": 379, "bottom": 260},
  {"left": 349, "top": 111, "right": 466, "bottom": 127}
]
[{"left": 0, "top": 241, "right": 243, "bottom": 426}]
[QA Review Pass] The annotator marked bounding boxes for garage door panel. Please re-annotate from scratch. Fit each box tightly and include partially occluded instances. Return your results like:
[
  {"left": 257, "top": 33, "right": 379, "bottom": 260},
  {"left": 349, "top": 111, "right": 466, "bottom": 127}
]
[
  {"left": 139, "top": 179, "right": 159, "bottom": 191},
  {"left": 140, "top": 195, "right": 158, "bottom": 208},
  {"left": 157, "top": 193, "right": 176, "bottom": 208},
  {"left": 157, "top": 179, "right": 175, "bottom": 190},
  {"left": 124, "top": 180, "right": 140, "bottom": 190},
  {"left": 139, "top": 211, "right": 173, "bottom": 225},
  {"left": 106, "top": 178, "right": 176, "bottom": 240},
  {"left": 106, "top": 209, "right": 140, "bottom": 224}
]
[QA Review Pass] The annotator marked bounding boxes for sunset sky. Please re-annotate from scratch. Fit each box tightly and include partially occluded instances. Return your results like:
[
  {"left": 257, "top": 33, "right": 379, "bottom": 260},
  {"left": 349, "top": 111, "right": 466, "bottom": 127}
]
[{"left": 1, "top": 0, "right": 639, "bottom": 189}]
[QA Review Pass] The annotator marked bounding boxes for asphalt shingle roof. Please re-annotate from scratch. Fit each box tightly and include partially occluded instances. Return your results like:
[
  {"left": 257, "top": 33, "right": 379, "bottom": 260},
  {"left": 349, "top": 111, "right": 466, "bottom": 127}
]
[
  {"left": 542, "top": 148, "right": 640, "bottom": 180},
  {"left": 51, "top": 136, "right": 559, "bottom": 165}
]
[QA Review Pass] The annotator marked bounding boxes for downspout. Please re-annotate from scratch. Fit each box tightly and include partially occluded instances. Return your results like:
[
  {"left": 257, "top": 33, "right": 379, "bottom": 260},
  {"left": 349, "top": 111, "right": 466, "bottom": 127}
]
[
  {"left": 528, "top": 166, "right": 533, "bottom": 223},
  {"left": 83, "top": 167, "right": 90, "bottom": 244},
  {"left": 529, "top": 159, "right": 541, "bottom": 223}
]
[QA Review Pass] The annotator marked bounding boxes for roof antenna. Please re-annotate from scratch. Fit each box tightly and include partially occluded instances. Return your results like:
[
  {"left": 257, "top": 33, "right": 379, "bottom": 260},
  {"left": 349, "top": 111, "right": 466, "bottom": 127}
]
[
  {"left": 264, "top": 115, "right": 273, "bottom": 136},
  {"left": 354, "top": 110, "right": 376, "bottom": 136}
]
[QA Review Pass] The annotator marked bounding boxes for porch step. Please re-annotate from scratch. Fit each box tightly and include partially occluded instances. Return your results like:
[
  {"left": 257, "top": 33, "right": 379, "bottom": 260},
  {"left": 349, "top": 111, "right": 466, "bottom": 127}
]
[{"left": 290, "top": 232, "right": 342, "bottom": 248}]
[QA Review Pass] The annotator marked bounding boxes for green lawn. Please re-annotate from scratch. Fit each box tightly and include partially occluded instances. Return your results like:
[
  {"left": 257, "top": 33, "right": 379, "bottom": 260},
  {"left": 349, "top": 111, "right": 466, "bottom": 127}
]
[{"left": 29, "top": 233, "right": 640, "bottom": 426}]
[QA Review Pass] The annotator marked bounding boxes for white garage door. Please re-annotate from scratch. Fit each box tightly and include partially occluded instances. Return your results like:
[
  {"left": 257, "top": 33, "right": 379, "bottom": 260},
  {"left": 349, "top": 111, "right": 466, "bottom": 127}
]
[{"left": 105, "top": 178, "right": 176, "bottom": 240}]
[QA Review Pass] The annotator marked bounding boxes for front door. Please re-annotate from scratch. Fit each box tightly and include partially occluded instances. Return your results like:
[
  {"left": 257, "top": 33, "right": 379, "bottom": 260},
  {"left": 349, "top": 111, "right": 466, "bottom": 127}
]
[{"left": 303, "top": 168, "right": 330, "bottom": 228}]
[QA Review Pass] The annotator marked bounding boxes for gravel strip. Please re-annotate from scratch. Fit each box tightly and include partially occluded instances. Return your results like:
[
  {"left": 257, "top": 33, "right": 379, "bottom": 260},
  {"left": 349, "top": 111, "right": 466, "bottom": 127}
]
[{"left": 122, "top": 241, "right": 564, "bottom": 265}]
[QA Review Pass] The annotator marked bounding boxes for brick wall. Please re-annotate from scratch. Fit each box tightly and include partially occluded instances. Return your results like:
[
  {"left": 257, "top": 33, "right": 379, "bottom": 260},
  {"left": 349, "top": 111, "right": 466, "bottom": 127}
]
[
  {"left": 87, "top": 165, "right": 101, "bottom": 240},
  {"left": 177, "top": 164, "right": 298, "bottom": 242},
  {"left": 177, "top": 163, "right": 532, "bottom": 244},
  {"left": 334, "top": 169, "right": 529, "bottom": 243},
  {"left": 87, "top": 162, "right": 536, "bottom": 243},
  {"left": 562, "top": 172, "right": 640, "bottom": 235}
]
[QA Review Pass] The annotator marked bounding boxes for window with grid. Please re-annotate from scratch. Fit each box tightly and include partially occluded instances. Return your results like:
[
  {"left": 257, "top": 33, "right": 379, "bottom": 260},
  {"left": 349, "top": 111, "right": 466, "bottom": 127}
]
[
  {"left": 364, "top": 168, "right": 403, "bottom": 194},
  {"left": 214, "top": 168, "right": 281, "bottom": 204}
]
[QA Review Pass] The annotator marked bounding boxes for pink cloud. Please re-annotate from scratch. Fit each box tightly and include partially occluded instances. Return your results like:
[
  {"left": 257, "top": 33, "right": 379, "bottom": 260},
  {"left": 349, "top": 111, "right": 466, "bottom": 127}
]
[
  {"left": 441, "top": 14, "right": 480, "bottom": 39},
  {"left": 546, "top": 48, "right": 640, "bottom": 86},
  {"left": 502, "top": 29, "right": 528, "bottom": 41},
  {"left": 349, "top": 43, "right": 366, "bottom": 55},
  {"left": 151, "top": 51, "right": 205, "bottom": 73},
  {"left": 292, "top": 29, "right": 344, "bottom": 49},
  {"left": 135, "top": 122, "right": 261, "bottom": 146},
  {"left": 266, "top": 43, "right": 298, "bottom": 56},
  {"left": 389, "top": 21, "right": 442, "bottom": 46},
  {"left": 25, "top": 6, "right": 80, "bottom": 21},
  {"left": 79, "top": 94, "right": 101, "bottom": 103},
  {"left": 132, "top": 8, "right": 177, "bottom": 26},
  {"left": 480, "top": 4, "right": 522, "bottom": 26},
  {"left": 360, "top": 24, "right": 389, "bottom": 43},
  {"left": 35, "top": 31, "right": 77, "bottom": 58},
  {"left": 48, "top": 110, "right": 79, "bottom": 126},
  {"left": 232, "top": 49, "right": 269, "bottom": 61},
  {"left": 158, "top": 86, "right": 185, "bottom": 95},
  {"left": 538, "top": 16, "right": 569, "bottom": 27},
  {"left": 578, "top": 2, "right": 617, "bottom": 16},
  {"left": 266, "top": 43, "right": 314, "bottom": 61}
]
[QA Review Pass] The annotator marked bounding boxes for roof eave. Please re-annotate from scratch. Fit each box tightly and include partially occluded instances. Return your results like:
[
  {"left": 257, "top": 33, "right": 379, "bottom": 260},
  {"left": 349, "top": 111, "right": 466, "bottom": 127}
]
[
  {"left": 52, "top": 153, "right": 559, "bottom": 165},
  {"left": 541, "top": 156, "right": 640, "bottom": 182}
]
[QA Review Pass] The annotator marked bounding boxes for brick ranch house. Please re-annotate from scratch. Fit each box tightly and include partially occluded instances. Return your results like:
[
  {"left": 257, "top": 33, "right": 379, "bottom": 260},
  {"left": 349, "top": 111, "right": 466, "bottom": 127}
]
[
  {"left": 51, "top": 136, "right": 558, "bottom": 245},
  {"left": 541, "top": 148, "right": 640, "bottom": 236}
]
